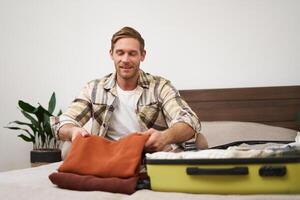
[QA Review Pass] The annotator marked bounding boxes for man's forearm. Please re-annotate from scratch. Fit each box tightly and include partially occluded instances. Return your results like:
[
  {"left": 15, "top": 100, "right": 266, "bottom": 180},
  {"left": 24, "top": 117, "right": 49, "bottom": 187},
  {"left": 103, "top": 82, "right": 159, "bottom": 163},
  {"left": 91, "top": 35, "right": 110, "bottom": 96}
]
[
  {"left": 163, "top": 122, "right": 208, "bottom": 149},
  {"left": 162, "top": 122, "right": 195, "bottom": 145}
]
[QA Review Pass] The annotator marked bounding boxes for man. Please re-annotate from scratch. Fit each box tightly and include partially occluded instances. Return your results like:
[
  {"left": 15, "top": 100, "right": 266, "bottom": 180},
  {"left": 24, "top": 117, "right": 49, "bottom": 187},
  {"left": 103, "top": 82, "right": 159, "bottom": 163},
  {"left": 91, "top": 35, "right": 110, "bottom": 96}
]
[{"left": 52, "top": 27, "right": 208, "bottom": 152}]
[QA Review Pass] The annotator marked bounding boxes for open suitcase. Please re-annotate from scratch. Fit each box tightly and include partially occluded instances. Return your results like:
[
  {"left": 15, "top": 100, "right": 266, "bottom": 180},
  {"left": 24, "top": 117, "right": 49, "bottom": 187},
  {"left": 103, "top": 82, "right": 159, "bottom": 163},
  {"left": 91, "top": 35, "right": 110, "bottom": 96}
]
[{"left": 146, "top": 141, "right": 300, "bottom": 194}]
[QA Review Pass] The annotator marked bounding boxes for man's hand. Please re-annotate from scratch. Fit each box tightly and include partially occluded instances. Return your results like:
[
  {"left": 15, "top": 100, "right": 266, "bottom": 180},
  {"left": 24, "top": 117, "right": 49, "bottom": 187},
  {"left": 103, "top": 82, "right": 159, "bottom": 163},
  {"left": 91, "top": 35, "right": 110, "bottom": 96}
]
[
  {"left": 70, "top": 126, "right": 90, "bottom": 141},
  {"left": 143, "top": 122, "right": 208, "bottom": 152},
  {"left": 58, "top": 123, "right": 90, "bottom": 141},
  {"left": 144, "top": 128, "right": 169, "bottom": 152}
]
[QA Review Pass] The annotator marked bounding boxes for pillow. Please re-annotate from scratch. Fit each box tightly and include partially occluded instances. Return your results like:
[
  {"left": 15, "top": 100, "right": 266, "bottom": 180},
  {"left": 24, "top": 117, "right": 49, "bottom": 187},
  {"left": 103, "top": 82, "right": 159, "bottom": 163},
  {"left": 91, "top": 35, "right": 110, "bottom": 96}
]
[
  {"left": 201, "top": 121, "right": 297, "bottom": 147},
  {"left": 58, "top": 133, "right": 149, "bottom": 178}
]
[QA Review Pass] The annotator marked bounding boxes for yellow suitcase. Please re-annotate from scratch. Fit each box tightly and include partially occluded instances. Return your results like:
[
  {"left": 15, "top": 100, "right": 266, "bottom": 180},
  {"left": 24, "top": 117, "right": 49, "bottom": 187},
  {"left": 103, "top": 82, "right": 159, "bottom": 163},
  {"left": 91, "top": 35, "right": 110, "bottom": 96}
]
[
  {"left": 146, "top": 157, "right": 300, "bottom": 194},
  {"left": 146, "top": 140, "right": 300, "bottom": 195}
]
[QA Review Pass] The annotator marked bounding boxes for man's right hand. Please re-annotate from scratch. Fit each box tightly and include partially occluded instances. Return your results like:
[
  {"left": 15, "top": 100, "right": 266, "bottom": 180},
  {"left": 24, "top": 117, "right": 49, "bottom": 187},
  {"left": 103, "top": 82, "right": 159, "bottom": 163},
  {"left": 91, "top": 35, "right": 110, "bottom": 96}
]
[
  {"left": 70, "top": 126, "right": 90, "bottom": 141},
  {"left": 58, "top": 124, "right": 90, "bottom": 141}
]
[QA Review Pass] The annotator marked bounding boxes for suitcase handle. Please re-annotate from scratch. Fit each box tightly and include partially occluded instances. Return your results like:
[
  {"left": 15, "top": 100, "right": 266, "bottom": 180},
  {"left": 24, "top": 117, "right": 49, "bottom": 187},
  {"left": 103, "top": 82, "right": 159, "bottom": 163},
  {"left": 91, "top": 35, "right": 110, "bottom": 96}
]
[
  {"left": 259, "top": 166, "right": 286, "bottom": 177},
  {"left": 186, "top": 166, "right": 249, "bottom": 176}
]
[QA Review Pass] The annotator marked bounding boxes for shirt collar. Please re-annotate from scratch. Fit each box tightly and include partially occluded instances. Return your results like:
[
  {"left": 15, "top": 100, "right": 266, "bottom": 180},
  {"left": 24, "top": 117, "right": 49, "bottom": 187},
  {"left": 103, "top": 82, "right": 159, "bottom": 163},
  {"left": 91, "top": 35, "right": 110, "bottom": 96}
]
[{"left": 103, "top": 70, "right": 151, "bottom": 90}]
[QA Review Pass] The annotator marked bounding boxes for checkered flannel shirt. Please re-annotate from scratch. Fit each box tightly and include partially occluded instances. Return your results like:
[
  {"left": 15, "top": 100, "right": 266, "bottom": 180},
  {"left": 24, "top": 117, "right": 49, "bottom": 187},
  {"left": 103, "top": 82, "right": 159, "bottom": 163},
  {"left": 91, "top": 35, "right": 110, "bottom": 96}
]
[{"left": 51, "top": 70, "right": 201, "bottom": 148}]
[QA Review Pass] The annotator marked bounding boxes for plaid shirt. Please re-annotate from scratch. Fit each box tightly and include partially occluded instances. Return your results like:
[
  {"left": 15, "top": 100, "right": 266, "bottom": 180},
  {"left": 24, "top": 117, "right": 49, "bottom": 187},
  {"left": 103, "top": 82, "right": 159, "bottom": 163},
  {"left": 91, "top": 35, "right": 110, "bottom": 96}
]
[{"left": 51, "top": 70, "right": 201, "bottom": 146}]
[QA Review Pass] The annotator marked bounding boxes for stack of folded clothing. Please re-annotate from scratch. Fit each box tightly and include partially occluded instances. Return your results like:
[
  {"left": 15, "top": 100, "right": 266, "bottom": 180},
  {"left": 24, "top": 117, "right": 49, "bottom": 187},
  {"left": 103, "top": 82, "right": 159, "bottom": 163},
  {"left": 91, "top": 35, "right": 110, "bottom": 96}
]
[{"left": 49, "top": 133, "right": 150, "bottom": 194}]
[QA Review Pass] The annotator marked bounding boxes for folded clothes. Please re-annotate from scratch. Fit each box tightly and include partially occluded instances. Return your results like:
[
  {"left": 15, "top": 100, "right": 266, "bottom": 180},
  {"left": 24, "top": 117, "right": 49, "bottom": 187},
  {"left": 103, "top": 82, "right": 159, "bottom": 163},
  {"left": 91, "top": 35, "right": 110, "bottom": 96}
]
[
  {"left": 58, "top": 133, "right": 150, "bottom": 178},
  {"left": 147, "top": 135, "right": 300, "bottom": 160},
  {"left": 49, "top": 172, "right": 138, "bottom": 194}
]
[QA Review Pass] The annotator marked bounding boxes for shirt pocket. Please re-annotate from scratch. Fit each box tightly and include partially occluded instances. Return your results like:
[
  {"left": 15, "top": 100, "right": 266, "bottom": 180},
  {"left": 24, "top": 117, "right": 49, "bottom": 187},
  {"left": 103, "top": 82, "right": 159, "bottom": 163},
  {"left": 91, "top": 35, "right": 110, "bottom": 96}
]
[{"left": 138, "top": 102, "right": 161, "bottom": 128}]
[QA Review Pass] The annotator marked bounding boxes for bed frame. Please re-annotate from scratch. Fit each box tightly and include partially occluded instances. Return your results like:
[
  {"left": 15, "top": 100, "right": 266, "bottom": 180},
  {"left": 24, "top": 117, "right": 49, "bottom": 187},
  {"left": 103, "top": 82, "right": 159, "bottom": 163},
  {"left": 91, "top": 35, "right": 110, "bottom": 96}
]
[{"left": 179, "top": 85, "right": 300, "bottom": 131}]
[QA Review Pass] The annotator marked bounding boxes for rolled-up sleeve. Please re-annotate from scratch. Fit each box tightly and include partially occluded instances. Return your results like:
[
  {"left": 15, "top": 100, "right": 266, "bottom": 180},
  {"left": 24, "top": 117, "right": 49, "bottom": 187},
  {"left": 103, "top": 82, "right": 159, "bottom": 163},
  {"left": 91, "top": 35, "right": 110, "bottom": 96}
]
[
  {"left": 50, "top": 82, "right": 93, "bottom": 139},
  {"left": 159, "top": 81, "right": 201, "bottom": 136}
]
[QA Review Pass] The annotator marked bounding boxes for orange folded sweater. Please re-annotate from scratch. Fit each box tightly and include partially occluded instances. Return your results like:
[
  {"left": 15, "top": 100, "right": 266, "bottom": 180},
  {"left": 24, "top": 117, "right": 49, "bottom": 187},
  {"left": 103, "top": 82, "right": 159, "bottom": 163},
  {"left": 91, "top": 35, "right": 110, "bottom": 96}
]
[{"left": 58, "top": 133, "right": 150, "bottom": 178}]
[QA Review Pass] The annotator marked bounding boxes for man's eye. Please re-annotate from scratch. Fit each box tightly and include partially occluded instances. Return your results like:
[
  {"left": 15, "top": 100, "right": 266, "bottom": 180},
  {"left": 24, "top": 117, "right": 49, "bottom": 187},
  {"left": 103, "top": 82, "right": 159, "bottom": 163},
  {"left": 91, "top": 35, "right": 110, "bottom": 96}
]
[
  {"left": 129, "top": 52, "right": 137, "bottom": 56},
  {"left": 116, "top": 51, "right": 124, "bottom": 56}
]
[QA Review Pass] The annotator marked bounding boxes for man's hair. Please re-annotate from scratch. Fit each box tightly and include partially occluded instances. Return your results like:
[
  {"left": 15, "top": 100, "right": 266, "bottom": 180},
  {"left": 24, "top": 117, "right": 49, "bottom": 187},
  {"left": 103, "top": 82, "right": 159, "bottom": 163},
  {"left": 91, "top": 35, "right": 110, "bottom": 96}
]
[{"left": 111, "top": 27, "right": 145, "bottom": 53}]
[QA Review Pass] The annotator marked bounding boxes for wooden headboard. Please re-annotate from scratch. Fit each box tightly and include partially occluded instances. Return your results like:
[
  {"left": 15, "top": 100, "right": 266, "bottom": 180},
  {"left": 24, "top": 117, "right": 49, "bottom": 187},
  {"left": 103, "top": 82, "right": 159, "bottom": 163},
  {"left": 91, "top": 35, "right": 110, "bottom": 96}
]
[{"left": 179, "top": 85, "right": 300, "bottom": 130}]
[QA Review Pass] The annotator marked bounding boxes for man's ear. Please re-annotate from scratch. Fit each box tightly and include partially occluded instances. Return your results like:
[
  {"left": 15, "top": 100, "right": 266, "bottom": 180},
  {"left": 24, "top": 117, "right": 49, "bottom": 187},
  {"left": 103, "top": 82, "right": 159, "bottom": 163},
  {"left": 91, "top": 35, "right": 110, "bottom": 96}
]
[
  {"left": 109, "top": 49, "right": 113, "bottom": 59},
  {"left": 141, "top": 50, "right": 146, "bottom": 62}
]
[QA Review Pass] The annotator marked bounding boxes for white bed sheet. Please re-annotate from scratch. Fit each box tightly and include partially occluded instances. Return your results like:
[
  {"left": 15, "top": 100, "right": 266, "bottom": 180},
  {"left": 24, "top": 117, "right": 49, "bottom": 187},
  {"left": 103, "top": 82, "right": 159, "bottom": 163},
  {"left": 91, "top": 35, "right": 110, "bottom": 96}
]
[{"left": 0, "top": 162, "right": 126, "bottom": 200}]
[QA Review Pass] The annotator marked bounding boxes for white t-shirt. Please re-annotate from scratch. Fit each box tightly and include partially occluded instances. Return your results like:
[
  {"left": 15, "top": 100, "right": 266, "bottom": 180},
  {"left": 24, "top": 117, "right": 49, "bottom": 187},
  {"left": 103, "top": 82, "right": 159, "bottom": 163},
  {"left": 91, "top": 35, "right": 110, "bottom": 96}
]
[{"left": 106, "top": 84, "right": 141, "bottom": 140}]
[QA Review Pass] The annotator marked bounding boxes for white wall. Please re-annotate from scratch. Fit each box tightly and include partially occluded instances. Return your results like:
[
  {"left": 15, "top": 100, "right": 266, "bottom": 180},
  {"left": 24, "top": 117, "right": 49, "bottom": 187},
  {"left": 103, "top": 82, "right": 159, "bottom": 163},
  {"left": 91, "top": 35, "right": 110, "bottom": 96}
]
[{"left": 0, "top": 0, "right": 299, "bottom": 172}]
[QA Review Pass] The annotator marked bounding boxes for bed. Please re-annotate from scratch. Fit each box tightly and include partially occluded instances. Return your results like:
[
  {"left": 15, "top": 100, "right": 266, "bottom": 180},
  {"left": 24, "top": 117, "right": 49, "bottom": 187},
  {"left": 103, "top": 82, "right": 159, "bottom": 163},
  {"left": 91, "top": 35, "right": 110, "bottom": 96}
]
[{"left": 1, "top": 85, "right": 300, "bottom": 200}]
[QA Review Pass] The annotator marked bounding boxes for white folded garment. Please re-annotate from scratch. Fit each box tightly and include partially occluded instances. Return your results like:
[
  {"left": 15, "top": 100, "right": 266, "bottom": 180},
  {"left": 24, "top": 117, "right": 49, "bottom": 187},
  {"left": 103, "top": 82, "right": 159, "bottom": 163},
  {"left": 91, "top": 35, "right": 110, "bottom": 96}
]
[{"left": 146, "top": 134, "right": 300, "bottom": 160}]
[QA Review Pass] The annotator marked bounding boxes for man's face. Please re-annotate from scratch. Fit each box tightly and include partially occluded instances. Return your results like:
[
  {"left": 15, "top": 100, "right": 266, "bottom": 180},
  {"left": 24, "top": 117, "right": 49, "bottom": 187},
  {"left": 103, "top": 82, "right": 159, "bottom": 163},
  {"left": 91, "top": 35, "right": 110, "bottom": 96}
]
[{"left": 110, "top": 38, "right": 146, "bottom": 82}]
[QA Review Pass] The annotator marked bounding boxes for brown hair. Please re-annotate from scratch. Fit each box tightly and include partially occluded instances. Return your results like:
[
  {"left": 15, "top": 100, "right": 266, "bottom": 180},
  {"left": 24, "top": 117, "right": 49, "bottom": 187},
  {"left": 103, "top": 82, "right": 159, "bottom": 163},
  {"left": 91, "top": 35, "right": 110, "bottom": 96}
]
[{"left": 111, "top": 27, "right": 145, "bottom": 53}]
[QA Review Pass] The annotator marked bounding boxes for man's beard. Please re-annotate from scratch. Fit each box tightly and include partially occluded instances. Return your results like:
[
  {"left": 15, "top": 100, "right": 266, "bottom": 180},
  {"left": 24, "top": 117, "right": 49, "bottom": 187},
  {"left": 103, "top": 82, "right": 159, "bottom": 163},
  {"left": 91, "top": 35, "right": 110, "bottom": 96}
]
[{"left": 116, "top": 63, "right": 140, "bottom": 80}]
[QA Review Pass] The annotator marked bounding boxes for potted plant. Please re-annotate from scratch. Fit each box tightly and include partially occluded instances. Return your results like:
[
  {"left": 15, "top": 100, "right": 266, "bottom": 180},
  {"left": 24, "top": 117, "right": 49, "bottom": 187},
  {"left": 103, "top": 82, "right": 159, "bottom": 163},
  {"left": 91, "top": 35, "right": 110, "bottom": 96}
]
[{"left": 5, "top": 92, "right": 62, "bottom": 167}]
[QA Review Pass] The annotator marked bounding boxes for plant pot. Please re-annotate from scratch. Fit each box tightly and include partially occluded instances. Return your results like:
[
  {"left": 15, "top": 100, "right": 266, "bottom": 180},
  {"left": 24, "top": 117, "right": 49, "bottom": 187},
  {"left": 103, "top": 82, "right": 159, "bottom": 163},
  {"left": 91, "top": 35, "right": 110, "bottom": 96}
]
[{"left": 30, "top": 149, "right": 62, "bottom": 167}]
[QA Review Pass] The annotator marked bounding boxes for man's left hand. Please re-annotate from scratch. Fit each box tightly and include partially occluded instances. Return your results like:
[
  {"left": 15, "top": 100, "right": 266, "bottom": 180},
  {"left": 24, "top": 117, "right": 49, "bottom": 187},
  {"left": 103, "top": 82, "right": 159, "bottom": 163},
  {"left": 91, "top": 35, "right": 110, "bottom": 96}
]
[{"left": 144, "top": 128, "right": 169, "bottom": 152}]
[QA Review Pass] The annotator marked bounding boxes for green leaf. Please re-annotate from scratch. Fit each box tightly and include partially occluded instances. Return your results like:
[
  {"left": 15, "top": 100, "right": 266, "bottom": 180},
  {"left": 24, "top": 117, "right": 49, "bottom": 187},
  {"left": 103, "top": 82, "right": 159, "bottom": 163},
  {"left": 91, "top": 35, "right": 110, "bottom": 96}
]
[
  {"left": 40, "top": 112, "right": 53, "bottom": 147},
  {"left": 18, "top": 100, "right": 36, "bottom": 113},
  {"left": 5, "top": 126, "right": 35, "bottom": 142},
  {"left": 33, "top": 106, "right": 43, "bottom": 122},
  {"left": 33, "top": 105, "right": 45, "bottom": 123},
  {"left": 38, "top": 131, "right": 46, "bottom": 147},
  {"left": 48, "top": 92, "right": 56, "bottom": 114},
  {"left": 9, "top": 120, "right": 31, "bottom": 126},
  {"left": 44, "top": 120, "right": 53, "bottom": 138},
  {"left": 35, "top": 104, "right": 52, "bottom": 118},
  {"left": 20, "top": 111, "right": 39, "bottom": 129},
  {"left": 5, "top": 126, "right": 29, "bottom": 133},
  {"left": 9, "top": 120, "right": 38, "bottom": 134},
  {"left": 43, "top": 113, "right": 51, "bottom": 133},
  {"left": 5, "top": 126, "right": 22, "bottom": 130},
  {"left": 18, "top": 134, "right": 34, "bottom": 142}
]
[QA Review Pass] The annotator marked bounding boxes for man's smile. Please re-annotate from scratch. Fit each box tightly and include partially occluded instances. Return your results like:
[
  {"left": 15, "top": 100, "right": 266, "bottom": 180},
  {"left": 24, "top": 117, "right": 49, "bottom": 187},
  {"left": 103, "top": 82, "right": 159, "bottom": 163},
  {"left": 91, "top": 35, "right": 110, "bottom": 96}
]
[{"left": 119, "top": 66, "right": 133, "bottom": 69}]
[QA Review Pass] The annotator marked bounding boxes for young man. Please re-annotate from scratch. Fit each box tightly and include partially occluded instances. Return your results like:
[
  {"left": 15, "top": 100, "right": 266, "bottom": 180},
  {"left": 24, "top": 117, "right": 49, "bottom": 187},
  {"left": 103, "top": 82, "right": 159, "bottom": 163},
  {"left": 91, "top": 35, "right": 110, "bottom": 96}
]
[{"left": 53, "top": 27, "right": 208, "bottom": 152}]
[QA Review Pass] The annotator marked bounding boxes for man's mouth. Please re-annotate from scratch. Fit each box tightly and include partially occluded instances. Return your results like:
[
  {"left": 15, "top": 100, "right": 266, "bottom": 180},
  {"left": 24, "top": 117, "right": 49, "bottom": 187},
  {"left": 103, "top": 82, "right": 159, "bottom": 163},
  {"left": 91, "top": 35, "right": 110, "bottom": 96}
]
[{"left": 120, "top": 66, "right": 133, "bottom": 69}]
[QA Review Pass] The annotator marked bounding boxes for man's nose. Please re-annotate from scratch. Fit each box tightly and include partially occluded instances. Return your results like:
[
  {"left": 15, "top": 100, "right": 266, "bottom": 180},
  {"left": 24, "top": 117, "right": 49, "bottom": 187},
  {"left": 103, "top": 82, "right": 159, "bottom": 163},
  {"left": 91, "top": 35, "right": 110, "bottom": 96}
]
[{"left": 121, "top": 54, "right": 130, "bottom": 62}]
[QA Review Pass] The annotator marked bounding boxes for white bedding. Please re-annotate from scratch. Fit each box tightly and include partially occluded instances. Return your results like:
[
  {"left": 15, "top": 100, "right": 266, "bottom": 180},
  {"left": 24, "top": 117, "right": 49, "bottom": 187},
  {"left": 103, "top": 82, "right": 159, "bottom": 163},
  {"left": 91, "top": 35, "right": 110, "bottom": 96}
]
[
  {"left": 0, "top": 162, "right": 126, "bottom": 200},
  {"left": 1, "top": 122, "right": 300, "bottom": 200}
]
